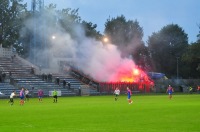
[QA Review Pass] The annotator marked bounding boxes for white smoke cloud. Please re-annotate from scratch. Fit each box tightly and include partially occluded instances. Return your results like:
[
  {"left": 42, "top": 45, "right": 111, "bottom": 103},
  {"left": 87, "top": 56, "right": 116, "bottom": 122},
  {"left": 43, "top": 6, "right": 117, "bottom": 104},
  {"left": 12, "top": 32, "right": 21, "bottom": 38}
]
[{"left": 22, "top": 9, "right": 137, "bottom": 82}]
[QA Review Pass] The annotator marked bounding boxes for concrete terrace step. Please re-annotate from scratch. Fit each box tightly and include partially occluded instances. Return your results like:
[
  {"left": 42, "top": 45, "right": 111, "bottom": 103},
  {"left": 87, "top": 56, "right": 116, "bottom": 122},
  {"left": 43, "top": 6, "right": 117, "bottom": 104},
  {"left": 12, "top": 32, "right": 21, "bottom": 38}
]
[
  {"left": 0, "top": 83, "right": 17, "bottom": 97},
  {"left": 0, "top": 56, "right": 84, "bottom": 97},
  {"left": 16, "top": 76, "right": 40, "bottom": 79}
]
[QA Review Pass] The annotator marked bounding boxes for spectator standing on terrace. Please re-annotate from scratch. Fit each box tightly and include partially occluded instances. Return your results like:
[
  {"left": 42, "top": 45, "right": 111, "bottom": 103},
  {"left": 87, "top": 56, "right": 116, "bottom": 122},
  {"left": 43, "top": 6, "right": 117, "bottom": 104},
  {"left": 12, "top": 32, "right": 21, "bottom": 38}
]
[
  {"left": 19, "top": 87, "right": 25, "bottom": 105},
  {"left": 44, "top": 74, "right": 48, "bottom": 81},
  {"left": 42, "top": 73, "right": 45, "bottom": 81},
  {"left": 30, "top": 66, "right": 35, "bottom": 74},
  {"left": 9, "top": 71, "right": 12, "bottom": 78},
  {"left": 8, "top": 91, "right": 16, "bottom": 106},
  {"left": 114, "top": 88, "right": 120, "bottom": 101},
  {"left": 127, "top": 87, "right": 133, "bottom": 104},
  {"left": 78, "top": 87, "right": 81, "bottom": 96},
  {"left": 2, "top": 73, "right": 6, "bottom": 82},
  {"left": 53, "top": 89, "right": 58, "bottom": 103},
  {"left": 68, "top": 82, "right": 71, "bottom": 89},
  {"left": 11, "top": 55, "right": 14, "bottom": 62},
  {"left": 38, "top": 89, "right": 44, "bottom": 102},
  {"left": 31, "top": 87, "right": 34, "bottom": 97},
  {"left": 25, "top": 89, "right": 30, "bottom": 101},
  {"left": 63, "top": 79, "right": 66, "bottom": 88},
  {"left": 48, "top": 73, "right": 52, "bottom": 82},
  {"left": 56, "top": 77, "right": 60, "bottom": 86},
  {"left": 166, "top": 85, "right": 174, "bottom": 99}
]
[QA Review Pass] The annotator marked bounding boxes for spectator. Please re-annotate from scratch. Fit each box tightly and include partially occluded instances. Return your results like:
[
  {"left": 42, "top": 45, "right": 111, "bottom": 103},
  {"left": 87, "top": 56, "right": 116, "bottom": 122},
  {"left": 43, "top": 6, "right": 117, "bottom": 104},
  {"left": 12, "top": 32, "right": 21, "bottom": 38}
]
[
  {"left": 42, "top": 73, "right": 45, "bottom": 81},
  {"left": 9, "top": 71, "right": 12, "bottom": 78},
  {"left": 50, "top": 74, "right": 52, "bottom": 82},
  {"left": 63, "top": 79, "right": 66, "bottom": 88},
  {"left": 44, "top": 74, "right": 48, "bottom": 81},
  {"left": 11, "top": 56, "right": 14, "bottom": 62},
  {"left": 78, "top": 87, "right": 81, "bottom": 96},
  {"left": 30, "top": 66, "right": 35, "bottom": 74},
  {"left": 0, "top": 68, "right": 2, "bottom": 75},
  {"left": 2, "top": 73, "right": 6, "bottom": 82},
  {"left": 68, "top": 82, "right": 71, "bottom": 89},
  {"left": 56, "top": 77, "right": 60, "bottom": 86},
  {"left": 48, "top": 73, "right": 52, "bottom": 82},
  {"left": 31, "top": 87, "right": 34, "bottom": 97}
]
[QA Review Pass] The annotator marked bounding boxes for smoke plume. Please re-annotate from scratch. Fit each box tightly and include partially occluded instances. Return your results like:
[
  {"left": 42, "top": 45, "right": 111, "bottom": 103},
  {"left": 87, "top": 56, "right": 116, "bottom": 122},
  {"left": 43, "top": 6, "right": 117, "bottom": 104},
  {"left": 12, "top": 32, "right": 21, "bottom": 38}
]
[{"left": 22, "top": 9, "right": 139, "bottom": 82}]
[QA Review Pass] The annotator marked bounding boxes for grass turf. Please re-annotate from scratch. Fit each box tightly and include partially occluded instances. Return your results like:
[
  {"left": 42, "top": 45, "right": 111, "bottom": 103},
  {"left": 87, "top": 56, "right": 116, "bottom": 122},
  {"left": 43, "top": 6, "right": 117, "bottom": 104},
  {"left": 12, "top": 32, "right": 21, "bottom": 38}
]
[{"left": 0, "top": 94, "right": 199, "bottom": 132}]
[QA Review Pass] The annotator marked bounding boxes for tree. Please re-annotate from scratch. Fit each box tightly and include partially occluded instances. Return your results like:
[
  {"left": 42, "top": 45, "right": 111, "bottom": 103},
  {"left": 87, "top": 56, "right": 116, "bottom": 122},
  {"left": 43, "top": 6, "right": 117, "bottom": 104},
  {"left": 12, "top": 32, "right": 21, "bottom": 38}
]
[
  {"left": 104, "top": 15, "right": 145, "bottom": 64},
  {"left": 57, "top": 8, "right": 81, "bottom": 39},
  {"left": 147, "top": 24, "right": 188, "bottom": 78},
  {"left": 197, "top": 24, "right": 200, "bottom": 43},
  {"left": 18, "top": 10, "right": 33, "bottom": 58},
  {"left": 105, "top": 15, "right": 143, "bottom": 44},
  {"left": 0, "top": 0, "right": 27, "bottom": 51},
  {"left": 182, "top": 42, "right": 200, "bottom": 78},
  {"left": 81, "top": 21, "right": 102, "bottom": 40}
]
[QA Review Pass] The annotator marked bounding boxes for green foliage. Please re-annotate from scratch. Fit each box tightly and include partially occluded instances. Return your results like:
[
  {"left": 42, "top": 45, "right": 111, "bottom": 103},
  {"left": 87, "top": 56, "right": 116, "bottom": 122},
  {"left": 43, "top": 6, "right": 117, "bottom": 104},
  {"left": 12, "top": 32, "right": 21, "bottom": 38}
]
[
  {"left": 0, "top": 0, "right": 26, "bottom": 51},
  {"left": 1, "top": 1, "right": 199, "bottom": 78},
  {"left": 0, "top": 95, "right": 200, "bottom": 132},
  {"left": 182, "top": 42, "right": 200, "bottom": 77},
  {"left": 104, "top": 15, "right": 143, "bottom": 46},
  {"left": 104, "top": 15, "right": 147, "bottom": 67},
  {"left": 197, "top": 24, "right": 200, "bottom": 43},
  {"left": 148, "top": 24, "right": 189, "bottom": 78},
  {"left": 57, "top": 8, "right": 81, "bottom": 38},
  {"left": 82, "top": 21, "right": 102, "bottom": 40},
  {"left": 182, "top": 42, "right": 200, "bottom": 62}
]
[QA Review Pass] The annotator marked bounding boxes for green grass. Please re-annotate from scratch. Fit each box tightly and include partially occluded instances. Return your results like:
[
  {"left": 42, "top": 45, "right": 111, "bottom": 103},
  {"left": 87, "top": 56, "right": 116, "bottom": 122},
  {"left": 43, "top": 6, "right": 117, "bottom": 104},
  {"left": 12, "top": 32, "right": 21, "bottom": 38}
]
[{"left": 0, "top": 94, "right": 200, "bottom": 132}]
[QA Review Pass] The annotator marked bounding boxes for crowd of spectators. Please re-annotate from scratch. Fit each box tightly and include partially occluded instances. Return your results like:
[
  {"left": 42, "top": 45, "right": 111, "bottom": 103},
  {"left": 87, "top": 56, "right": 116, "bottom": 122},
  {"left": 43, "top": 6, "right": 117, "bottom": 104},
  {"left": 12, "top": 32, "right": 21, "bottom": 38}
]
[{"left": 41, "top": 73, "right": 53, "bottom": 82}]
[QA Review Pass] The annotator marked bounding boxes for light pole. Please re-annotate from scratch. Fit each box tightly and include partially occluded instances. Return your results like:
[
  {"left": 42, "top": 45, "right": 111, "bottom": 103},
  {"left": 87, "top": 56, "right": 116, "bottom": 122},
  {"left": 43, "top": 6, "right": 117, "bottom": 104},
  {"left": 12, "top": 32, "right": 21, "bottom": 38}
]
[{"left": 176, "top": 57, "right": 179, "bottom": 79}]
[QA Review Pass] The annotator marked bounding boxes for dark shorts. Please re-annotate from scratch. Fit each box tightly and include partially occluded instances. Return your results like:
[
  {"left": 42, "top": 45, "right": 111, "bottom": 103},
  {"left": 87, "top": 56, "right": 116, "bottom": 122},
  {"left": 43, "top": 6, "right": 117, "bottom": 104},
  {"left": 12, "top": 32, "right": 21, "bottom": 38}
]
[
  {"left": 115, "top": 94, "right": 119, "bottom": 97},
  {"left": 20, "top": 96, "right": 24, "bottom": 100},
  {"left": 53, "top": 95, "right": 57, "bottom": 99},
  {"left": 25, "top": 95, "right": 29, "bottom": 98},
  {"left": 10, "top": 98, "right": 14, "bottom": 102}
]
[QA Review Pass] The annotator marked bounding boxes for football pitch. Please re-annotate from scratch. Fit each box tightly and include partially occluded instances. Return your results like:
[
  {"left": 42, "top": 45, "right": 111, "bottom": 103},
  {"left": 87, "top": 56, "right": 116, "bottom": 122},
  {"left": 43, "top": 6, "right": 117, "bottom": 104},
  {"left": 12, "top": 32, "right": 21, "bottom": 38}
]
[{"left": 0, "top": 94, "right": 199, "bottom": 132}]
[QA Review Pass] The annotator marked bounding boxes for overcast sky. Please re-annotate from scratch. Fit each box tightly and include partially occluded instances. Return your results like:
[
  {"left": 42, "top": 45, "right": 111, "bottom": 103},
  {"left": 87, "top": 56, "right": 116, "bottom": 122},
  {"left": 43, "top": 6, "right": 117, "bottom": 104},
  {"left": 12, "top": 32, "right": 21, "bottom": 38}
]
[{"left": 24, "top": 0, "right": 200, "bottom": 43}]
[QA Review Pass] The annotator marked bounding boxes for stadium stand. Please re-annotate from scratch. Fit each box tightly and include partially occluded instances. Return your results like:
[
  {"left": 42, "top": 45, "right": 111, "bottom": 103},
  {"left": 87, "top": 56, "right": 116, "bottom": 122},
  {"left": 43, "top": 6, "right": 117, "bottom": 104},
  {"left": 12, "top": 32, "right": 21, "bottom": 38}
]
[{"left": 0, "top": 56, "right": 77, "bottom": 98}]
